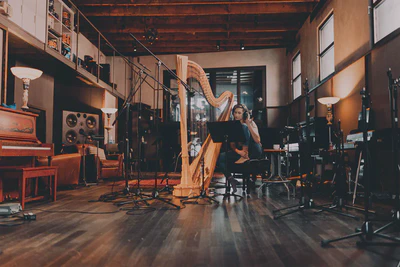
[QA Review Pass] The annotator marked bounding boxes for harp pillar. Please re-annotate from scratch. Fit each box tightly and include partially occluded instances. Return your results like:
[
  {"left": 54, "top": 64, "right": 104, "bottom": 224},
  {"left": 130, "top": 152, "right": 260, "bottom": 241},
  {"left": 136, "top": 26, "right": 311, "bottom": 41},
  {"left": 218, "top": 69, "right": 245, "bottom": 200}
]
[{"left": 173, "top": 55, "right": 201, "bottom": 197}]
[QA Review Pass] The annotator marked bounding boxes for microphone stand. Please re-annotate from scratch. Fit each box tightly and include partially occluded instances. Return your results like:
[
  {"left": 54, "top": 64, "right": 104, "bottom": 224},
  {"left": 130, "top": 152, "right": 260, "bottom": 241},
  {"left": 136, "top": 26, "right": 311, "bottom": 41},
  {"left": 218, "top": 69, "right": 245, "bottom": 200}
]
[
  {"left": 321, "top": 86, "right": 400, "bottom": 247},
  {"left": 313, "top": 120, "right": 359, "bottom": 220},
  {"left": 363, "top": 69, "right": 400, "bottom": 243},
  {"left": 272, "top": 79, "right": 325, "bottom": 219},
  {"left": 80, "top": 133, "right": 97, "bottom": 187},
  {"left": 111, "top": 38, "right": 181, "bottom": 210},
  {"left": 129, "top": 33, "right": 192, "bottom": 94},
  {"left": 98, "top": 70, "right": 151, "bottom": 207}
]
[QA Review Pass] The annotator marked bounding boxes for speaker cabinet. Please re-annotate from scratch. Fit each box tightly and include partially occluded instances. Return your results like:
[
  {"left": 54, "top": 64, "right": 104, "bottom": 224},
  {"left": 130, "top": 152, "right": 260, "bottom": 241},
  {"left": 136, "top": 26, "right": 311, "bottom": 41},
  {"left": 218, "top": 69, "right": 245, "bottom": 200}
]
[{"left": 62, "top": 110, "right": 99, "bottom": 145}]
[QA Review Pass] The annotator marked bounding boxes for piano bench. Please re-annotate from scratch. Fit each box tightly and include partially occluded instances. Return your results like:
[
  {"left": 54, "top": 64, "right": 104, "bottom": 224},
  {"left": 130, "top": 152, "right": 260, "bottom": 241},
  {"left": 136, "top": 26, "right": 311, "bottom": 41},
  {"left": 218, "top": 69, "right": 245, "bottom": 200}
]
[{"left": 0, "top": 166, "right": 57, "bottom": 210}]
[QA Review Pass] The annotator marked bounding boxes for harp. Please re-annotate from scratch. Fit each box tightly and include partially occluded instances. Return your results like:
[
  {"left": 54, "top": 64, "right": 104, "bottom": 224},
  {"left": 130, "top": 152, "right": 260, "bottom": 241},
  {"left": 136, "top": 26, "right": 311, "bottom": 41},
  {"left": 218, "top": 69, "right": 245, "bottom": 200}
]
[{"left": 173, "top": 55, "right": 234, "bottom": 197}]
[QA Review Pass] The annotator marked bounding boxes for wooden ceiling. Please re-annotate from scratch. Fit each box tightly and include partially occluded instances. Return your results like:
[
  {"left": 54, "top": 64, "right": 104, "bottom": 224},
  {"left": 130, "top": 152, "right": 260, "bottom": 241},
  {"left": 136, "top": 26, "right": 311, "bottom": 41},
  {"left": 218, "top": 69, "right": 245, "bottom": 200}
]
[{"left": 71, "top": 0, "right": 319, "bottom": 55}]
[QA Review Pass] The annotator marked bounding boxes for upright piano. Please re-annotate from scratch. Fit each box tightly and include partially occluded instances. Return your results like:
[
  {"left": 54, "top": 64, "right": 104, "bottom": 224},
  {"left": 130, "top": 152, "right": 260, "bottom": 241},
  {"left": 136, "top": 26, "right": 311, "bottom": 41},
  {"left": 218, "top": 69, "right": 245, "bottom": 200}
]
[{"left": 0, "top": 106, "right": 54, "bottom": 201}]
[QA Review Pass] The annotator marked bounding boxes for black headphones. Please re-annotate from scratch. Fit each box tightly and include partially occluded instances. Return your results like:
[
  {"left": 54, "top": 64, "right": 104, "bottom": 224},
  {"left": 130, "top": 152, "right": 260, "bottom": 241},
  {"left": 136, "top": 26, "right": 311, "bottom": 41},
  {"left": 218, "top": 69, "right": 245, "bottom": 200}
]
[{"left": 232, "top": 104, "right": 248, "bottom": 120}]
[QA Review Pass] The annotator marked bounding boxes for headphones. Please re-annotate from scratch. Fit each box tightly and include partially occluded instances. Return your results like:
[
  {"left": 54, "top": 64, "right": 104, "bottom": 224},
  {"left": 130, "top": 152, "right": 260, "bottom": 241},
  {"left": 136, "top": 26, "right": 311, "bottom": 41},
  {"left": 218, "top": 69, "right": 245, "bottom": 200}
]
[{"left": 232, "top": 104, "right": 249, "bottom": 120}]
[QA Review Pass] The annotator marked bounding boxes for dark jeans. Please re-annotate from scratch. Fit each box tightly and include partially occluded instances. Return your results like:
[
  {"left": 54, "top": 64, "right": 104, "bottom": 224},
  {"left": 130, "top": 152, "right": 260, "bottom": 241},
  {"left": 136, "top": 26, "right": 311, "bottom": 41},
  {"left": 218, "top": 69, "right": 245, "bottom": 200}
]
[{"left": 218, "top": 150, "right": 241, "bottom": 179}]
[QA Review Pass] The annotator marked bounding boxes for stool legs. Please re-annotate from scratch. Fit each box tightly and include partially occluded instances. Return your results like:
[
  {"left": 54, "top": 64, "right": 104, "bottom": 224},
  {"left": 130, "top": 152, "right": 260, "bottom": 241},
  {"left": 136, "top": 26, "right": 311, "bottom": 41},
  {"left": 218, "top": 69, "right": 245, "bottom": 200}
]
[
  {"left": 53, "top": 169, "right": 57, "bottom": 202},
  {"left": 20, "top": 176, "right": 26, "bottom": 210}
]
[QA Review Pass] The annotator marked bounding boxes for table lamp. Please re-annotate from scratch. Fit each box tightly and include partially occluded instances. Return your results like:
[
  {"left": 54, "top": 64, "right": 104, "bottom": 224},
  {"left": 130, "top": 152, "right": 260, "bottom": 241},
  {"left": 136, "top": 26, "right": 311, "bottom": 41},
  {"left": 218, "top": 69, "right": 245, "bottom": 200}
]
[
  {"left": 101, "top": 107, "right": 118, "bottom": 143},
  {"left": 11, "top": 67, "right": 43, "bottom": 111},
  {"left": 318, "top": 96, "right": 340, "bottom": 150}
]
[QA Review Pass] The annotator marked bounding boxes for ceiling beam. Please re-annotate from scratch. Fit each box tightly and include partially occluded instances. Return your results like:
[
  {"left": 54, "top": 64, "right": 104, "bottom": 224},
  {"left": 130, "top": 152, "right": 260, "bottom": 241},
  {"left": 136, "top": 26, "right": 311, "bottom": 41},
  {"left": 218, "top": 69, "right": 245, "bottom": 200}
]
[
  {"left": 80, "top": 22, "right": 301, "bottom": 34},
  {"left": 78, "top": 2, "right": 315, "bottom": 17},
  {"left": 87, "top": 13, "right": 309, "bottom": 26},
  {"left": 102, "top": 46, "right": 287, "bottom": 55},
  {"left": 99, "top": 32, "right": 296, "bottom": 42},
  {"left": 73, "top": 0, "right": 319, "bottom": 6},
  {"left": 112, "top": 39, "right": 293, "bottom": 48}
]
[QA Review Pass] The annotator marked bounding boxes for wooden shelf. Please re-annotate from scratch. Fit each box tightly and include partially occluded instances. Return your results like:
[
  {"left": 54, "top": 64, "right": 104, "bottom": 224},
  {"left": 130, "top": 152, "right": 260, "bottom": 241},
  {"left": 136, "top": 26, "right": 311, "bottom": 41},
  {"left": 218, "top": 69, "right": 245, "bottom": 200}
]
[
  {"left": 48, "top": 31, "right": 59, "bottom": 39},
  {"left": 48, "top": 12, "right": 61, "bottom": 24},
  {"left": 62, "top": 41, "right": 71, "bottom": 49},
  {"left": 47, "top": 44, "right": 59, "bottom": 52},
  {"left": 62, "top": 23, "right": 72, "bottom": 32}
]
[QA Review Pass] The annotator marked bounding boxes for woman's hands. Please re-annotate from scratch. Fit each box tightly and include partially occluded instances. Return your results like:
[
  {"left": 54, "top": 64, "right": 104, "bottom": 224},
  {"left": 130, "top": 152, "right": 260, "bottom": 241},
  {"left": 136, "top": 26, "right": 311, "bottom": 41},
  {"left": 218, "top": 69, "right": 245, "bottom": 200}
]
[{"left": 235, "top": 149, "right": 249, "bottom": 158}]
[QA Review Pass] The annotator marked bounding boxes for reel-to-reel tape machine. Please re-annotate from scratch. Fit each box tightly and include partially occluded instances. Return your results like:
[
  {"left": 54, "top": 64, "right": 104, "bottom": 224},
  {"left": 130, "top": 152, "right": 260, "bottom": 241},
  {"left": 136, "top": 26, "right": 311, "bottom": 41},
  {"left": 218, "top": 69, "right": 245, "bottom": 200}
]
[{"left": 62, "top": 110, "right": 99, "bottom": 145}]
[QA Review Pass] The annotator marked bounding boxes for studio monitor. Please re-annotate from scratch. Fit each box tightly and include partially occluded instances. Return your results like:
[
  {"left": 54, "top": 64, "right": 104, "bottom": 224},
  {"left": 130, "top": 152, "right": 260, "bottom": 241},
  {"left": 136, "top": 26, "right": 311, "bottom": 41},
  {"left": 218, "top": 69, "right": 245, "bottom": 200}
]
[{"left": 62, "top": 110, "right": 99, "bottom": 145}]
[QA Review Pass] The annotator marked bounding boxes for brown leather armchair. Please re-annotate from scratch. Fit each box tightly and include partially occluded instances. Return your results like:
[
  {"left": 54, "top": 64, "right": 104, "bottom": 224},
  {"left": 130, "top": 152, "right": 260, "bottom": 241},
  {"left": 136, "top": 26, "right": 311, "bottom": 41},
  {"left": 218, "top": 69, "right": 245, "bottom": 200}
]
[
  {"left": 37, "top": 153, "right": 81, "bottom": 187},
  {"left": 99, "top": 153, "right": 123, "bottom": 179},
  {"left": 75, "top": 144, "right": 123, "bottom": 180}
]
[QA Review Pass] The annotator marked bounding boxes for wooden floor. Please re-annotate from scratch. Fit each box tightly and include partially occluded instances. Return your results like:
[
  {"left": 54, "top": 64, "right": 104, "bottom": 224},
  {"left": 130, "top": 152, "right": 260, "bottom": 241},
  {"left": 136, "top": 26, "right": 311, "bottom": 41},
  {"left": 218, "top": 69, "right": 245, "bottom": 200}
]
[{"left": 0, "top": 181, "right": 399, "bottom": 267}]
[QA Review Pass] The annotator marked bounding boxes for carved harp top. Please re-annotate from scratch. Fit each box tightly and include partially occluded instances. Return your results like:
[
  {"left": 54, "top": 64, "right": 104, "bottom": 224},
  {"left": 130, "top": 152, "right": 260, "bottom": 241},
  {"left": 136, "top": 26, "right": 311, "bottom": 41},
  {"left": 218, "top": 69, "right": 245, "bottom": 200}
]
[{"left": 173, "top": 55, "right": 234, "bottom": 197}]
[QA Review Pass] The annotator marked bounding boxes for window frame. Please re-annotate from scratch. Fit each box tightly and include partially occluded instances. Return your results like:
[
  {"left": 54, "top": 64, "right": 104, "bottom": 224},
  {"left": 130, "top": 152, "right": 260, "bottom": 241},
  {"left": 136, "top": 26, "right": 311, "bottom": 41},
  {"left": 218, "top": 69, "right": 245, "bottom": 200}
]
[
  {"left": 291, "top": 51, "right": 302, "bottom": 101},
  {"left": 373, "top": 0, "right": 400, "bottom": 44},
  {"left": 318, "top": 12, "right": 335, "bottom": 82}
]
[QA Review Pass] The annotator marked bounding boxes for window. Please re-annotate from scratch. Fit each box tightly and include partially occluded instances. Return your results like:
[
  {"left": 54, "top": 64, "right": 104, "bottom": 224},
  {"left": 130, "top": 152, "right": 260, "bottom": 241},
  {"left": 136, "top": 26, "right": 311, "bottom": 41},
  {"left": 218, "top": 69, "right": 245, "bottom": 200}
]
[
  {"left": 374, "top": 0, "right": 400, "bottom": 43},
  {"left": 165, "top": 67, "right": 264, "bottom": 122},
  {"left": 319, "top": 14, "right": 334, "bottom": 81},
  {"left": 292, "top": 52, "right": 301, "bottom": 99}
]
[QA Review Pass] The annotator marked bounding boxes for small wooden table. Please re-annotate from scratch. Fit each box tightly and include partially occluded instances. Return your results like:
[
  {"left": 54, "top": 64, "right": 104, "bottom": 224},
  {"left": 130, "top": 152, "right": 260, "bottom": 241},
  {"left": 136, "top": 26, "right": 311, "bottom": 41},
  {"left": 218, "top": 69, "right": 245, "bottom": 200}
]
[
  {"left": 260, "top": 149, "right": 293, "bottom": 199},
  {"left": 0, "top": 166, "right": 57, "bottom": 209}
]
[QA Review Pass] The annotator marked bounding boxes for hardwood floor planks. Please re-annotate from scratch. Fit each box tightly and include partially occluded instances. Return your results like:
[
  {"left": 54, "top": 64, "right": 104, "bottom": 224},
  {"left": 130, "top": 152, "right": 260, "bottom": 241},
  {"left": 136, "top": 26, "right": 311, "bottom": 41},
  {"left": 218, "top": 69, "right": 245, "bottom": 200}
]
[{"left": 0, "top": 182, "right": 399, "bottom": 267}]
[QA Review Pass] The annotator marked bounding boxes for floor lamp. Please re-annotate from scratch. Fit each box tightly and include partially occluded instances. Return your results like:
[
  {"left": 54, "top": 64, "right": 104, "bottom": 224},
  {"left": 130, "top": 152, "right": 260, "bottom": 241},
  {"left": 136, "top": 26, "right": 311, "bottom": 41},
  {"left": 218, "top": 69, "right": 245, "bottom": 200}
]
[
  {"left": 11, "top": 67, "right": 43, "bottom": 111},
  {"left": 317, "top": 96, "right": 340, "bottom": 150},
  {"left": 101, "top": 108, "right": 118, "bottom": 144}
]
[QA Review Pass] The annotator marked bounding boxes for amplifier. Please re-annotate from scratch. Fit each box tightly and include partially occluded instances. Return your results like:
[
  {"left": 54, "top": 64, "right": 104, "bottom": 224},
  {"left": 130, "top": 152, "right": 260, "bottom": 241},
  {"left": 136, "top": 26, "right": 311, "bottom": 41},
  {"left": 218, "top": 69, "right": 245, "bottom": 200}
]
[{"left": 0, "top": 203, "right": 22, "bottom": 215}]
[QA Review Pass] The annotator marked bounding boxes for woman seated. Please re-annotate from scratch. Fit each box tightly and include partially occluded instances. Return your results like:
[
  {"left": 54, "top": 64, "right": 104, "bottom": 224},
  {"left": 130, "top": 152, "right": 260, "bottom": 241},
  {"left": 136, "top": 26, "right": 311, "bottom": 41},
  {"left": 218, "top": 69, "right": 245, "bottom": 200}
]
[{"left": 218, "top": 104, "right": 262, "bottom": 193}]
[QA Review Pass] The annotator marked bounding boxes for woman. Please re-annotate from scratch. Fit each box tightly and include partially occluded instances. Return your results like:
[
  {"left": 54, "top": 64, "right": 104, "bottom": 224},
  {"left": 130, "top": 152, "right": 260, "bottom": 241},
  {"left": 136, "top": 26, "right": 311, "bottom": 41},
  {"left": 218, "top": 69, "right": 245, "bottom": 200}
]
[{"left": 219, "top": 104, "right": 262, "bottom": 193}]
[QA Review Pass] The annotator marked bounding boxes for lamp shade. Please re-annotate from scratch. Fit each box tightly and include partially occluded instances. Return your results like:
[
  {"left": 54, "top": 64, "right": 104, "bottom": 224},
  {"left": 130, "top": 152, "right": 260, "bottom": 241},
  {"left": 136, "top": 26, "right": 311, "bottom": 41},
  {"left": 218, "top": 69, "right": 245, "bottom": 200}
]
[
  {"left": 317, "top": 97, "right": 340, "bottom": 105},
  {"left": 101, "top": 108, "right": 118, "bottom": 114},
  {"left": 11, "top": 67, "right": 43, "bottom": 80}
]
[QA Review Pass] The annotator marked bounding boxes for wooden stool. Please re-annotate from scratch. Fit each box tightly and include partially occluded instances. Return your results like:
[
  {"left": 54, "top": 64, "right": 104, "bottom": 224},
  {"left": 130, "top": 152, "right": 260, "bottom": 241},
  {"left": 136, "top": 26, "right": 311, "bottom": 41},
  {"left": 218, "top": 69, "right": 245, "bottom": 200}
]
[{"left": 0, "top": 166, "right": 57, "bottom": 209}]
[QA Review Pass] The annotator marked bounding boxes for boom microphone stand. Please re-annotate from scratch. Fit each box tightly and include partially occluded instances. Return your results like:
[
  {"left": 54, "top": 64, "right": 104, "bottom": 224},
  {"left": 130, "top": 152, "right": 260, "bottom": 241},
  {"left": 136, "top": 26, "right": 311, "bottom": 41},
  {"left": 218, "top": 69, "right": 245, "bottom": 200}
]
[
  {"left": 98, "top": 70, "right": 152, "bottom": 206},
  {"left": 321, "top": 86, "right": 400, "bottom": 247},
  {"left": 114, "top": 36, "right": 183, "bottom": 210},
  {"left": 98, "top": 43, "right": 179, "bottom": 206},
  {"left": 114, "top": 70, "right": 180, "bottom": 210},
  {"left": 154, "top": 61, "right": 174, "bottom": 195},
  {"left": 272, "top": 79, "right": 325, "bottom": 219},
  {"left": 314, "top": 120, "right": 359, "bottom": 220},
  {"left": 373, "top": 69, "right": 400, "bottom": 242}
]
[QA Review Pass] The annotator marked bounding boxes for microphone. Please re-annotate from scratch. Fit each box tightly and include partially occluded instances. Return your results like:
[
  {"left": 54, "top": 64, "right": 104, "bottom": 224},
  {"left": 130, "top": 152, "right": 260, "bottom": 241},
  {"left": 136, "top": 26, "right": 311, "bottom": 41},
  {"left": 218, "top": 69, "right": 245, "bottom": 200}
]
[
  {"left": 79, "top": 129, "right": 88, "bottom": 137},
  {"left": 91, "top": 135, "right": 105, "bottom": 140}
]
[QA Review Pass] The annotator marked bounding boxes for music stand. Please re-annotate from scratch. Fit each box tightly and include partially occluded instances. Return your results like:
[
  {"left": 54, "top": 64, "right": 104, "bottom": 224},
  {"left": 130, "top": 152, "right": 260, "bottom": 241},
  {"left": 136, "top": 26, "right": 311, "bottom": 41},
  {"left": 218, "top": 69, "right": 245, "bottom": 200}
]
[{"left": 207, "top": 120, "right": 246, "bottom": 199}]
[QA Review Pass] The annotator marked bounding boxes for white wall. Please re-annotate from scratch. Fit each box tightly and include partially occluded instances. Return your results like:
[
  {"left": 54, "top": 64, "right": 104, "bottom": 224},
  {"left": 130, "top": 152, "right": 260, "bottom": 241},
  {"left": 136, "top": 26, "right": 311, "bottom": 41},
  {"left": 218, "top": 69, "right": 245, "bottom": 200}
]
[
  {"left": 103, "top": 90, "right": 117, "bottom": 144},
  {"left": 78, "top": 33, "right": 106, "bottom": 64},
  {"left": 106, "top": 56, "right": 132, "bottom": 98},
  {"left": 136, "top": 48, "right": 289, "bottom": 108},
  {"left": 14, "top": 61, "right": 54, "bottom": 143}
]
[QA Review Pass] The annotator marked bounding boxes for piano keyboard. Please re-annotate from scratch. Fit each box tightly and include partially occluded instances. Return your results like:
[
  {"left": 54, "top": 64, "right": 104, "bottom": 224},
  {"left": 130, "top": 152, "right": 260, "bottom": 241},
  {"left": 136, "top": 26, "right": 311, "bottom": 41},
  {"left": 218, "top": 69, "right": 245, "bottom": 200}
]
[{"left": 2, "top": 146, "right": 51, "bottom": 150}]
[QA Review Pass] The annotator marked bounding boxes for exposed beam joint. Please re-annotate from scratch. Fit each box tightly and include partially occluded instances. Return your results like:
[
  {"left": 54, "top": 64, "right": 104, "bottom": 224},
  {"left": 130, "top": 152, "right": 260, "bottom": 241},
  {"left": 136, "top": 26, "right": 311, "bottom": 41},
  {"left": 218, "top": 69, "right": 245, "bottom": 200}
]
[{"left": 78, "top": 3, "right": 315, "bottom": 17}]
